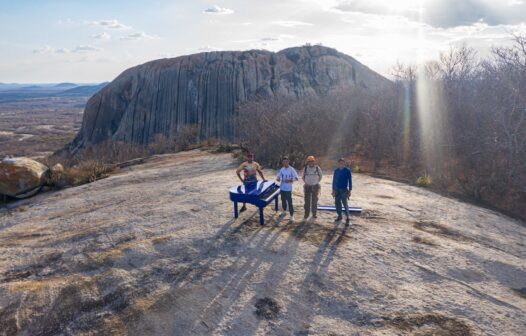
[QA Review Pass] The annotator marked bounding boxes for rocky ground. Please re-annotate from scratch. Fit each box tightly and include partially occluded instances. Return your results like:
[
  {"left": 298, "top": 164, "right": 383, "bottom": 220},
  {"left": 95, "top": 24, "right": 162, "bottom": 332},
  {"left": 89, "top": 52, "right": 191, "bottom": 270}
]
[{"left": 0, "top": 150, "right": 525, "bottom": 335}]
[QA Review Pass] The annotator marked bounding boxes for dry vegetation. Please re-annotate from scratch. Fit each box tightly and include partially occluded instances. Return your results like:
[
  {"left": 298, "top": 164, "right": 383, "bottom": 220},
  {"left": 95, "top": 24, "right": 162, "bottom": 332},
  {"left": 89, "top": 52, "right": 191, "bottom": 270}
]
[
  {"left": 33, "top": 126, "right": 226, "bottom": 192},
  {"left": 67, "top": 125, "right": 202, "bottom": 164},
  {"left": 44, "top": 160, "right": 114, "bottom": 188},
  {"left": 237, "top": 34, "right": 526, "bottom": 220}
]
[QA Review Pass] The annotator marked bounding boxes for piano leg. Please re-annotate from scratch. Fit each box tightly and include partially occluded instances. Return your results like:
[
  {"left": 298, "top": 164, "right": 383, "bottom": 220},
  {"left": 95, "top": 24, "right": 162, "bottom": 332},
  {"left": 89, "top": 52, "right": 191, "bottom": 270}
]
[
  {"left": 259, "top": 207, "right": 264, "bottom": 225},
  {"left": 274, "top": 194, "right": 278, "bottom": 211},
  {"left": 234, "top": 201, "right": 239, "bottom": 218}
]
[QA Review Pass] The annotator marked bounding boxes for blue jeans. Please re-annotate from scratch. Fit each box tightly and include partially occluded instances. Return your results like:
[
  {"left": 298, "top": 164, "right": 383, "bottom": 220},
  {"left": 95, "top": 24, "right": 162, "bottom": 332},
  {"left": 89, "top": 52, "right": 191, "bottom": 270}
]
[
  {"left": 334, "top": 189, "right": 350, "bottom": 218},
  {"left": 242, "top": 177, "right": 258, "bottom": 207},
  {"left": 244, "top": 175, "right": 258, "bottom": 186}
]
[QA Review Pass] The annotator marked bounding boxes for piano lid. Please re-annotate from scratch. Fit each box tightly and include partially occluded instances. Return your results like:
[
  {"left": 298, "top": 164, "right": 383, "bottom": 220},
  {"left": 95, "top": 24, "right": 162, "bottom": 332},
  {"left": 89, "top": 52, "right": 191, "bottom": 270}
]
[{"left": 229, "top": 181, "right": 276, "bottom": 196}]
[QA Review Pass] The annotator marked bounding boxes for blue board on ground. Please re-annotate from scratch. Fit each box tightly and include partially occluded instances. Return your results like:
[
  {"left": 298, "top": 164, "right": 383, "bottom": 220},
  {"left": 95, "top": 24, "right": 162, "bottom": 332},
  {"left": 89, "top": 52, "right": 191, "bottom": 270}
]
[{"left": 317, "top": 206, "right": 362, "bottom": 213}]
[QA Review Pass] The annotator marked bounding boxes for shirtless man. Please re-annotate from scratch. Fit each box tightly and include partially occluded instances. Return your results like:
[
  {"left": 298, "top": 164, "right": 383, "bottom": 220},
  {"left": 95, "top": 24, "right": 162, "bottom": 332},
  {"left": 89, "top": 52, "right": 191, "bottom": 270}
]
[{"left": 236, "top": 152, "right": 266, "bottom": 212}]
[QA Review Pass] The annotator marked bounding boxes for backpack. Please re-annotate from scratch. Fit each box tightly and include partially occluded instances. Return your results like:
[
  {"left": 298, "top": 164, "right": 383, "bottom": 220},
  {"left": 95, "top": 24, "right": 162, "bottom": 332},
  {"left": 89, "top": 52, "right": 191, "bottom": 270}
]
[{"left": 303, "top": 165, "right": 320, "bottom": 176}]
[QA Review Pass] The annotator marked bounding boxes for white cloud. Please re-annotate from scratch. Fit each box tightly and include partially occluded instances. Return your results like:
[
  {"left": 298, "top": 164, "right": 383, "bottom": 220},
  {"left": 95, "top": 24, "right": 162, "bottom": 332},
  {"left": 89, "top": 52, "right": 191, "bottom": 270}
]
[
  {"left": 55, "top": 48, "right": 71, "bottom": 54},
  {"left": 33, "top": 45, "right": 55, "bottom": 54},
  {"left": 92, "top": 32, "right": 111, "bottom": 40},
  {"left": 230, "top": 34, "right": 297, "bottom": 49},
  {"left": 198, "top": 45, "right": 220, "bottom": 52},
  {"left": 88, "top": 19, "right": 132, "bottom": 29},
  {"left": 231, "top": 34, "right": 296, "bottom": 47},
  {"left": 272, "top": 20, "right": 313, "bottom": 27},
  {"left": 203, "top": 5, "right": 234, "bottom": 15},
  {"left": 119, "top": 32, "right": 160, "bottom": 40},
  {"left": 33, "top": 45, "right": 102, "bottom": 54},
  {"left": 332, "top": 0, "right": 526, "bottom": 28},
  {"left": 73, "top": 45, "right": 103, "bottom": 52}
]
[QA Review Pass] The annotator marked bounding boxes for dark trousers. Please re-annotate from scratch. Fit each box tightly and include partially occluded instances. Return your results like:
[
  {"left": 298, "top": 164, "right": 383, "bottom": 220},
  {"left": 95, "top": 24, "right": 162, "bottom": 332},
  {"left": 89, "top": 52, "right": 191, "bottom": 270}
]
[
  {"left": 334, "top": 188, "right": 350, "bottom": 218},
  {"left": 280, "top": 190, "right": 294, "bottom": 215},
  {"left": 242, "top": 179, "right": 257, "bottom": 207},
  {"left": 304, "top": 184, "right": 320, "bottom": 217}
]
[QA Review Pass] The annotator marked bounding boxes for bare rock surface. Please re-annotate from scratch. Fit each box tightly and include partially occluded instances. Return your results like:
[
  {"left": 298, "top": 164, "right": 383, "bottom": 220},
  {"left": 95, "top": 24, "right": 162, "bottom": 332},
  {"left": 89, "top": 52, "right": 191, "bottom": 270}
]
[
  {"left": 0, "top": 157, "right": 49, "bottom": 198},
  {"left": 0, "top": 150, "right": 525, "bottom": 335},
  {"left": 70, "top": 45, "right": 390, "bottom": 149}
]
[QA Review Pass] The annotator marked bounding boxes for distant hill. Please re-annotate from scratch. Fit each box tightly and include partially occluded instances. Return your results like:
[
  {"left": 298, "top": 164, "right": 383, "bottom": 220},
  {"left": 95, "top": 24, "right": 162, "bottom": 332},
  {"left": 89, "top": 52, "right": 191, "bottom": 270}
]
[
  {"left": 0, "top": 83, "right": 25, "bottom": 91},
  {"left": 0, "top": 82, "right": 108, "bottom": 102},
  {"left": 54, "top": 82, "right": 78, "bottom": 88},
  {"left": 56, "top": 82, "right": 108, "bottom": 97},
  {"left": 20, "top": 85, "right": 45, "bottom": 90}
]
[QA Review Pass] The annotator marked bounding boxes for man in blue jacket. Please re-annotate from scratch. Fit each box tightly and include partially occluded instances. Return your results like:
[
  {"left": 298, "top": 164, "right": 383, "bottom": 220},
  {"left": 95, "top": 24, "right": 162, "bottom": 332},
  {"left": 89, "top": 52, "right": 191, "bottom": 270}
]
[{"left": 332, "top": 158, "right": 352, "bottom": 223}]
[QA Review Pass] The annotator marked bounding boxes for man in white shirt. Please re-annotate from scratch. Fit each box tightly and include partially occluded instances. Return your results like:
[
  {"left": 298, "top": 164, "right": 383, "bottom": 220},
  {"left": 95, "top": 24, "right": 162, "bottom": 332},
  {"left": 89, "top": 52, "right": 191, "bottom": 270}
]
[
  {"left": 302, "top": 155, "right": 323, "bottom": 220},
  {"left": 276, "top": 156, "right": 299, "bottom": 222}
]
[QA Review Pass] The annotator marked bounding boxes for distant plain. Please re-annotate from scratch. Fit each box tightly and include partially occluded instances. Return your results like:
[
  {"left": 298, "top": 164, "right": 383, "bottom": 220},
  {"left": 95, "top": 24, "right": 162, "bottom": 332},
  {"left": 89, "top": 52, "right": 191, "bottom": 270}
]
[{"left": 0, "top": 97, "right": 86, "bottom": 158}]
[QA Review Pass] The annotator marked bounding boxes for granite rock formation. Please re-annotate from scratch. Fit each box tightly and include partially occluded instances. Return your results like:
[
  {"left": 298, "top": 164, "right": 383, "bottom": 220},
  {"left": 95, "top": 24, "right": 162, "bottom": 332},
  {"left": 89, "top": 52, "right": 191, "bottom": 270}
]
[{"left": 70, "top": 45, "right": 390, "bottom": 149}]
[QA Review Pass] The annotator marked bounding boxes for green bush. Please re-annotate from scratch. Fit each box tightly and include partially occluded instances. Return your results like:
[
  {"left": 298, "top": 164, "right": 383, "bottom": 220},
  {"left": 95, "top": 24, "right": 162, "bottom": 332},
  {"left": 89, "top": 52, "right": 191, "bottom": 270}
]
[
  {"left": 416, "top": 175, "right": 433, "bottom": 187},
  {"left": 353, "top": 165, "right": 363, "bottom": 173}
]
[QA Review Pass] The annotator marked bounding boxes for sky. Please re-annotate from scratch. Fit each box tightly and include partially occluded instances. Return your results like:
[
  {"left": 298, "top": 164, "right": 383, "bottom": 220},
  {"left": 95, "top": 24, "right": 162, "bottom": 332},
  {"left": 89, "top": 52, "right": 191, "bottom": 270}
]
[{"left": 0, "top": 0, "right": 525, "bottom": 83}]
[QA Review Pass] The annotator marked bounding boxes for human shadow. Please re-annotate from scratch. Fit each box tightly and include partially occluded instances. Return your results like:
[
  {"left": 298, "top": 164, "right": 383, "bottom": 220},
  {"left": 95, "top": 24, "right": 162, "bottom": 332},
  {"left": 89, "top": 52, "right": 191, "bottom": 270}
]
[
  {"left": 222, "top": 217, "right": 358, "bottom": 335},
  {"left": 271, "top": 222, "right": 367, "bottom": 334},
  {"left": 186, "top": 211, "right": 300, "bottom": 333}
]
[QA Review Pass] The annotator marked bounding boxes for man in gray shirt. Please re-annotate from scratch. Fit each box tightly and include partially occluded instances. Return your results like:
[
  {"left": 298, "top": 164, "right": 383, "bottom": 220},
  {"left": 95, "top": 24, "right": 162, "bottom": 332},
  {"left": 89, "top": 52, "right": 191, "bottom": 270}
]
[{"left": 302, "top": 155, "right": 323, "bottom": 220}]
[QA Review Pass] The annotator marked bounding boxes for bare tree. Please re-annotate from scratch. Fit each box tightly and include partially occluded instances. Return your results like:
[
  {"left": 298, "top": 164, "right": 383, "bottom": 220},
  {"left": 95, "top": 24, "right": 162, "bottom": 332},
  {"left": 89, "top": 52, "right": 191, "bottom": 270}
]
[{"left": 234, "top": 35, "right": 526, "bottom": 219}]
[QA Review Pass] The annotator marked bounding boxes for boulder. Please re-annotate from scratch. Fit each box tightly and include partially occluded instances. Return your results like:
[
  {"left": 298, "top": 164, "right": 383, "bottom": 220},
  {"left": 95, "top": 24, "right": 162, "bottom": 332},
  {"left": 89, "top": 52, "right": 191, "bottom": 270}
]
[
  {"left": 0, "top": 157, "right": 49, "bottom": 198},
  {"left": 51, "top": 163, "right": 64, "bottom": 174}
]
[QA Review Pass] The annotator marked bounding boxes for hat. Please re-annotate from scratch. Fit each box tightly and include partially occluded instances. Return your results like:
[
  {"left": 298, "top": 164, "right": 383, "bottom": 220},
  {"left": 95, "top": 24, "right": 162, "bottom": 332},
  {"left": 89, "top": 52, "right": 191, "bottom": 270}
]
[
  {"left": 338, "top": 157, "right": 345, "bottom": 163},
  {"left": 306, "top": 155, "right": 315, "bottom": 162},
  {"left": 282, "top": 156, "right": 289, "bottom": 161}
]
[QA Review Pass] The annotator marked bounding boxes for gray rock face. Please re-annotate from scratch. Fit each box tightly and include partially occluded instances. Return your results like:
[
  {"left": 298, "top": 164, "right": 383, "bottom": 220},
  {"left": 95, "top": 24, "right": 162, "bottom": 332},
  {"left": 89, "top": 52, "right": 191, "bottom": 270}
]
[{"left": 70, "top": 45, "right": 390, "bottom": 148}]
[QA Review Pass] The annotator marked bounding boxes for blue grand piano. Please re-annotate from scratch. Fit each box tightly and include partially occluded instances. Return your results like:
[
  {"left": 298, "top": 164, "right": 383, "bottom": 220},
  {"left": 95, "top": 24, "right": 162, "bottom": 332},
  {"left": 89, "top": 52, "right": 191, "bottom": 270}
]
[{"left": 229, "top": 181, "right": 280, "bottom": 225}]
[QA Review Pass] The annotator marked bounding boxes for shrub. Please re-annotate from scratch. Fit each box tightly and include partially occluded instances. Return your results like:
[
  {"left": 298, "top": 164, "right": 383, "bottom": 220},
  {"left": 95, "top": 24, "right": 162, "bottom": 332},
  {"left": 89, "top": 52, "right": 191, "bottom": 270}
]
[
  {"left": 353, "top": 165, "right": 363, "bottom": 173},
  {"left": 47, "top": 160, "right": 113, "bottom": 188},
  {"left": 233, "top": 150, "right": 247, "bottom": 161},
  {"left": 416, "top": 175, "right": 433, "bottom": 187},
  {"left": 148, "top": 134, "right": 175, "bottom": 155},
  {"left": 70, "top": 160, "right": 113, "bottom": 185},
  {"left": 174, "top": 125, "right": 198, "bottom": 151},
  {"left": 212, "top": 143, "right": 239, "bottom": 153},
  {"left": 203, "top": 138, "right": 220, "bottom": 148}
]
